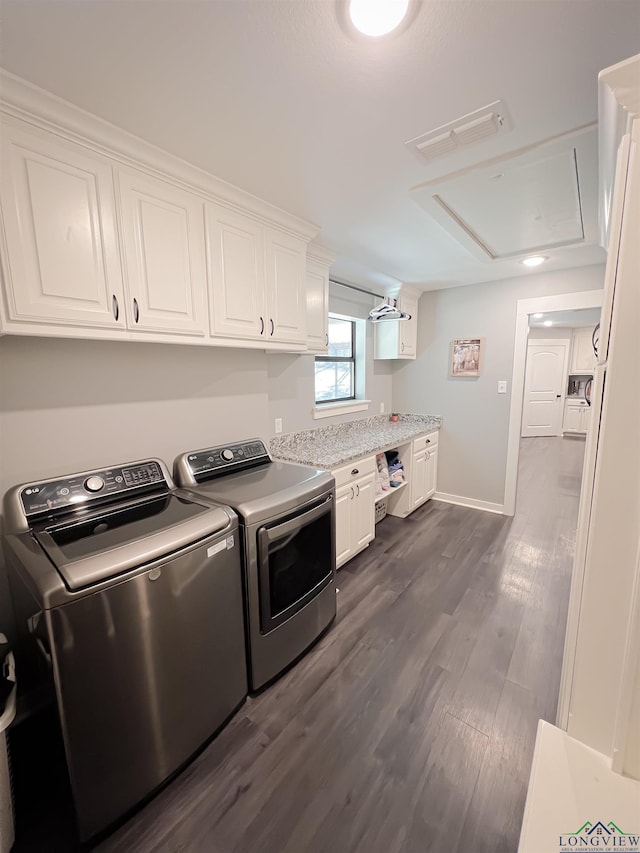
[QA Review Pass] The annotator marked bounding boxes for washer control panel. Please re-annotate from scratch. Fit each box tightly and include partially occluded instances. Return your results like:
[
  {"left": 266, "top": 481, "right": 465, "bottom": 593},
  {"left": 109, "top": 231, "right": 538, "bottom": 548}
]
[
  {"left": 186, "top": 439, "right": 270, "bottom": 480},
  {"left": 20, "top": 460, "right": 167, "bottom": 519}
]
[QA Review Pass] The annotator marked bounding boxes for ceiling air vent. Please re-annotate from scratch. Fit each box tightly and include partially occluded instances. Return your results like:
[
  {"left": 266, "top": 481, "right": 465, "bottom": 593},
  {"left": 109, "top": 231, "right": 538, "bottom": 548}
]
[{"left": 406, "top": 100, "right": 512, "bottom": 163}]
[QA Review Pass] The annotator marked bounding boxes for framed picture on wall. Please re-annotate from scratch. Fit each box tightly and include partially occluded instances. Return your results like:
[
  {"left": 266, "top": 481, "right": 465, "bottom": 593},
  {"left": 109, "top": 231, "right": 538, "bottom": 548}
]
[{"left": 451, "top": 338, "right": 482, "bottom": 377}]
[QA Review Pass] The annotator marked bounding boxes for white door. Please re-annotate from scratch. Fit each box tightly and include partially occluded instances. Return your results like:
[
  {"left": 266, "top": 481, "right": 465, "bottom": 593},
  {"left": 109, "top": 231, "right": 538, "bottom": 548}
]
[
  {"left": 521, "top": 342, "right": 568, "bottom": 437},
  {"left": 205, "top": 202, "right": 266, "bottom": 340},
  {"left": 116, "top": 168, "right": 208, "bottom": 336},
  {"left": 264, "top": 228, "right": 306, "bottom": 344},
  {"left": 0, "top": 119, "right": 125, "bottom": 329}
]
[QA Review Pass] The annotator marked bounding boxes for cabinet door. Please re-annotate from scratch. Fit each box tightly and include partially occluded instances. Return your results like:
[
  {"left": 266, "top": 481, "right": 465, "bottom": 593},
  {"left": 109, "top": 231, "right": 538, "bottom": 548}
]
[
  {"left": 425, "top": 446, "right": 438, "bottom": 499},
  {"left": 205, "top": 203, "right": 266, "bottom": 340},
  {"left": 411, "top": 450, "right": 428, "bottom": 508},
  {"left": 563, "top": 403, "right": 583, "bottom": 432},
  {"left": 306, "top": 260, "right": 329, "bottom": 353},
  {"left": 264, "top": 228, "right": 306, "bottom": 343},
  {"left": 353, "top": 473, "right": 375, "bottom": 551},
  {"left": 334, "top": 483, "right": 353, "bottom": 569},
  {"left": 116, "top": 168, "right": 207, "bottom": 336},
  {"left": 571, "top": 328, "right": 596, "bottom": 373},
  {"left": 399, "top": 294, "right": 418, "bottom": 357},
  {"left": 0, "top": 120, "right": 125, "bottom": 329},
  {"left": 581, "top": 405, "right": 592, "bottom": 435}
]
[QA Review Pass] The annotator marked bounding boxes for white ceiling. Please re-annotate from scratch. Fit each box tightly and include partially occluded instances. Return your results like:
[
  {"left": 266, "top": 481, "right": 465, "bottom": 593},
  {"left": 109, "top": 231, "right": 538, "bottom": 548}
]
[{"left": 1, "top": 0, "right": 638, "bottom": 292}]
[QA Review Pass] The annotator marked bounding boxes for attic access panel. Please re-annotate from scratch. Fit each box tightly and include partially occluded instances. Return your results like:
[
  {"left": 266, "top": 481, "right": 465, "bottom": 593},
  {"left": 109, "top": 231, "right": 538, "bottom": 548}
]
[{"left": 410, "top": 129, "right": 596, "bottom": 262}]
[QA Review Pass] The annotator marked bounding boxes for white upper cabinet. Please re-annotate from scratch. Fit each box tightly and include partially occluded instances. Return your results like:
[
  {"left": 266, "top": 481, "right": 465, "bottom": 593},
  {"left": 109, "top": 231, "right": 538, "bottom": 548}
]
[
  {"left": 205, "top": 203, "right": 266, "bottom": 340},
  {"left": 116, "top": 168, "right": 208, "bottom": 337},
  {"left": 205, "top": 208, "right": 307, "bottom": 346},
  {"left": 264, "top": 228, "right": 306, "bottom": 344},
  {"left": 305, "top": 245, "right": 334, "bottom": 354},
  {"left": 374, "top": 286, "right": 421, "bottom": 360},
  {"left": 0, "top": 119, "right": 125, "bottom": 330},
  {"left": 570, "top": 327, "right": 597, "bottom": 373}
]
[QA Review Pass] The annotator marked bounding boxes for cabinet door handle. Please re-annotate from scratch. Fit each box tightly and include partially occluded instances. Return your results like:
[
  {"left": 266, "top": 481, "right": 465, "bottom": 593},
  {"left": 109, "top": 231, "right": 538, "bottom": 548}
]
[
  {"left": 133, "top": 298, "right": 140, "bottom": 324},
  {"left": 351, "top": 468, "right": 359, "bottom": 475},
  {"left": 350, "top": 486, "right": 355, "bottom": 500},
  {"left": 270, "top": 318, "right": 275, "bottom": 336},
  {"left": 259, "top": 316, "right": 265, "bottom": 335},
  {"left": 401, "top": 342, "right": 405, "bottom": 352},
  {"left": 325, "top": 332, "right": 329, "bottom": 347},
  {"left": 112, "top": 294, "right": 119, "bottom": 322},
  {"left": 356, "top": 483, "right": 360, "bottom": 497}
]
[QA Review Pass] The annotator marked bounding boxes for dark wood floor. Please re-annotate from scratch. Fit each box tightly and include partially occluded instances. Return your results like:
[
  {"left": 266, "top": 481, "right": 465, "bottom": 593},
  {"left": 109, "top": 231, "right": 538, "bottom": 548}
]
[{"left": 12, "top": 436, "right": 585, "bottom": 853}]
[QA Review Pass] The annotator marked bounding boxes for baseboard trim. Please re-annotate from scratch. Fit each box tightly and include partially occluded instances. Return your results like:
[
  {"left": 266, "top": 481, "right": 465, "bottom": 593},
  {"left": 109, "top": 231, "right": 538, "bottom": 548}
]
[{"left": 434, "top": 492, "right": 505, "bottom": 515}]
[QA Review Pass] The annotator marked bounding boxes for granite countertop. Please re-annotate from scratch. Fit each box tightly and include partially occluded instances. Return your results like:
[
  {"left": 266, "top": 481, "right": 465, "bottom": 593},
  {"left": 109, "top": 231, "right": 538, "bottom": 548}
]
[{"left": 270, "top": 413, "right": 442, "bottom": 470}]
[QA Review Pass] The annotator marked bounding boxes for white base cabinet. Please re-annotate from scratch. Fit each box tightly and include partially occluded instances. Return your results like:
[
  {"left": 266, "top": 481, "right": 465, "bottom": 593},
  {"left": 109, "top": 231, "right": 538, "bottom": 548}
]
[
  {"left": 332, "top": 456, "right": 375, "bottom": 570},
  {"left": 563, "top": 399, "right": 591, "bottom": 435},
  {"left": 331, "top": 432, "right": 439, "bottom": 569}
]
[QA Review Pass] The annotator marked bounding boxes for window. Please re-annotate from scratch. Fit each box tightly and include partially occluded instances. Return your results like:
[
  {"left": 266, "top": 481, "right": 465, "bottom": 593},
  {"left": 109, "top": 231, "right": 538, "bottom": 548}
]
[{"left": 315, "top": 317, "right": 356, "bottom": 403}]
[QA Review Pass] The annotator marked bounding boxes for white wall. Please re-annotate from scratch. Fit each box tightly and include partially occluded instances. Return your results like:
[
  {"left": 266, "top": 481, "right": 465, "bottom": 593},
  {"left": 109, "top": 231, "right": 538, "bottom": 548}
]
[{"left": 391, "top": 265, "right": 605, "bottom": 508}]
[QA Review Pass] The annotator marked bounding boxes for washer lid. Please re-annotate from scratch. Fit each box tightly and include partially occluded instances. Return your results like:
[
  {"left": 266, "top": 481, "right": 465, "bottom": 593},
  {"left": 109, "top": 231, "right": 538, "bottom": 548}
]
[
  {"left": 35, "top": 494, "right": 233, "bottom": 590},
  {"left": 178, "top": 460, "right": 333, "bottom": 526}
]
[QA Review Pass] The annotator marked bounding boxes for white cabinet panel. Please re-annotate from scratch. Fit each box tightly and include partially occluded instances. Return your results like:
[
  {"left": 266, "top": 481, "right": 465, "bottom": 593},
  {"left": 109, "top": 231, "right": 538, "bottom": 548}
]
[
  {"left": 205, "top": 203, "right": 265, "bottom": 339},
  {"left": 563, "top": 400, "right": 590, "bottom": 434},
  {"left": 306, "top": 260, "right": 329, "bottom": 353},
  {"left": 334, "top": 483, "right": 353, "bottom": 569},
  {"left": 426, "top": 446, "right": 438, "bottom": 499},
  {"left": 116, "top": 168, "right": 207, "bottom": 336},
  {"left": 411, "top": 450, "right": 428, "bottom": 508},
  {"left": 353, "top": 473, "right": 375, "bottom": 551},
  {"left": 265, "top": 228, "right": 306, "bottom": 344},
  {"left": 570, "top": 327, "right": 596, "bottom": 373},
  {"left": 374, "top": 287, "right": 420, "bottom": 360},
  {"left": 332, "top": 457, "right": 375, "bottom": 569},
  {"left": 399, "top": 292, "right": 418, "bottom": 357},
  {"left": 0, "top": 120, "right": 125, "bottom": 329}
]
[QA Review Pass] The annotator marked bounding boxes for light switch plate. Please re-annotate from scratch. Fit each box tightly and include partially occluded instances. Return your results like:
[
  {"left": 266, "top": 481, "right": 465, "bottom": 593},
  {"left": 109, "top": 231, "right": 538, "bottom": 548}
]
[
  {"left": 274, "top": 418, "right": 283, "bottom": 434},
  {"left": 498, "top": 381, "right": 508, "bottom": 394}
]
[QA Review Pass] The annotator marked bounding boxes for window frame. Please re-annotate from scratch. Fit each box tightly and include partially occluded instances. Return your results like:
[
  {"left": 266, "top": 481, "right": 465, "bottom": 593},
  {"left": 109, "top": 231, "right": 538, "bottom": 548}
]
[{"left": 314, "top": 316, "right": 357, "bottom": 405}]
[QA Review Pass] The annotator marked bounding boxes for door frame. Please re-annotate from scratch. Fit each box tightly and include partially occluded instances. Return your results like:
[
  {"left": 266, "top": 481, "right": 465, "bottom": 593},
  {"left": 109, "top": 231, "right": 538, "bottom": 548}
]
[
  {"left": 504, "top": 289, "right": 603, "bottom": 516},
  {"left": 521, "top": 338, "right": 570, "bottom": 438}
]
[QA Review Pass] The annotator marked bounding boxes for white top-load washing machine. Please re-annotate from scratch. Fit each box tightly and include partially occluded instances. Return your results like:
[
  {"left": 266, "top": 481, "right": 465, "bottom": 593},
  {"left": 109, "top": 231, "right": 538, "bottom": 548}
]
[{"left": 3, "top": 458, "right": 248, "bottom": 841}]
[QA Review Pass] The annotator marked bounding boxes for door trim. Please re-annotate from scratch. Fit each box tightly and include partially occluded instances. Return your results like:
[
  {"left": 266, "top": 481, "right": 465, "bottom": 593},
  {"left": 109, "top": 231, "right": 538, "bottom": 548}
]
[{"left": 504, "top": 289, "right": 603, "bottom": 516}]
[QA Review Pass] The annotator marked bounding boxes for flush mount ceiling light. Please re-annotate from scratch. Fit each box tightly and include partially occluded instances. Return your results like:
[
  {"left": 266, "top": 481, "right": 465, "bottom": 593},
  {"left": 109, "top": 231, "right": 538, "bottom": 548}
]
[
  {"left": 349, "top": 0, "right": 410, "bottom": 36},
  {"left": 521, "top": 256, "right": 548, "bottom": 267}
]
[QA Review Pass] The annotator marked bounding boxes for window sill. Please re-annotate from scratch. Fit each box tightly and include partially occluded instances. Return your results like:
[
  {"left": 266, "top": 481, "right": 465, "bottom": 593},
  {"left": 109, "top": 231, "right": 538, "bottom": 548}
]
[{"left": 313, "top": 400, "right": 371, "bottom": 419}]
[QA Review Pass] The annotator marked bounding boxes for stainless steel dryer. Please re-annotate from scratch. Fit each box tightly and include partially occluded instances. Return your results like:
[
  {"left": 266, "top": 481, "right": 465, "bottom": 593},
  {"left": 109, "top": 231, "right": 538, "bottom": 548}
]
[
  {"left": 3, "top": 458, "right": 248, "bottom": 841},
  {"left": 173, "top": 439, "right": 336, "bottom": 691}
]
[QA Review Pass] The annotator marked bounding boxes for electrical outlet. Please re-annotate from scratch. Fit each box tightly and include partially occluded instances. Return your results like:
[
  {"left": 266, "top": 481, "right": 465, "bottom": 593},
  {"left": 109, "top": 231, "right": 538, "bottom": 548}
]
[
  {"left": 379, "top": 403, "right": 385, "bottom": 413},
  {"left": 498, "top": 381, "right": 508, "bottom": 394},
  {"left": 274, "top": 418, "right": 282, "bottom": 434}
]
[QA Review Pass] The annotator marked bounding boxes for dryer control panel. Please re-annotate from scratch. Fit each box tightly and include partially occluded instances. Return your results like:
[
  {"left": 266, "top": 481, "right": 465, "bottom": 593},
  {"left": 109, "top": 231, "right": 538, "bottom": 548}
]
[
  {"left": 181, "top": 439, "right": 270, "bottom": 483},
  {"left": 20, "top": 460, "right": 168, "bottom": 520}
]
